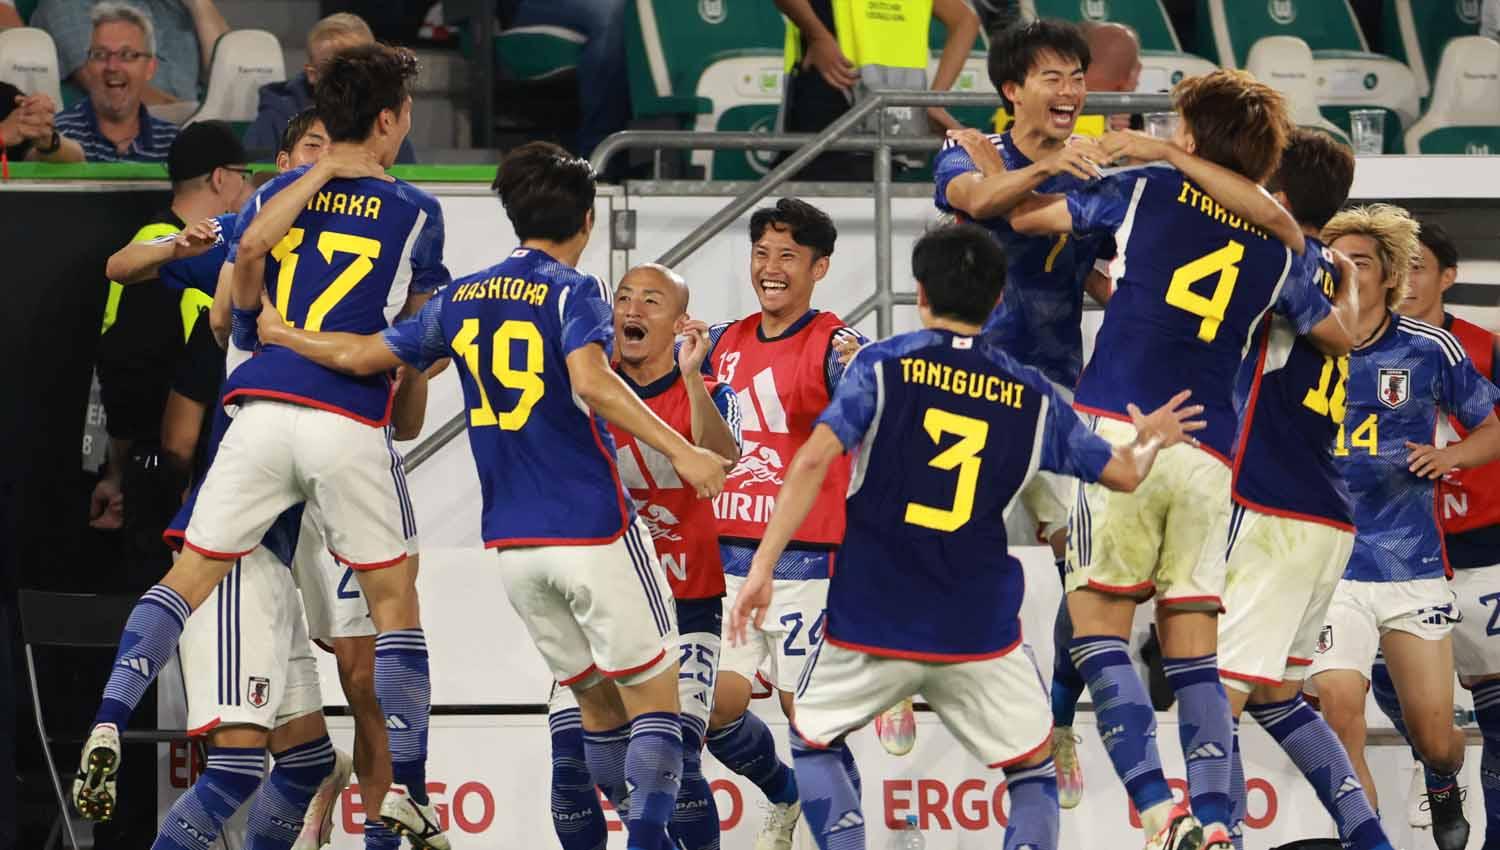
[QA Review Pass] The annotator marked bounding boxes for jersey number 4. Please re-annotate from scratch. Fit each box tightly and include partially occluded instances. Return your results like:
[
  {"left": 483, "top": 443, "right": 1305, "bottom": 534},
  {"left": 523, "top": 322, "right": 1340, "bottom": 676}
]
[
  {"left": 1165, "top": 240, "right": 1243, "bottom": 343},
  {"left": 452, "top": 317, "right": 546, "bottom": 430},
  {"left": 271, "top": 227, "right": 380, "bottom": 331},
  {"left": 905, "top": 408, "right": 989, "bottom": 532}
]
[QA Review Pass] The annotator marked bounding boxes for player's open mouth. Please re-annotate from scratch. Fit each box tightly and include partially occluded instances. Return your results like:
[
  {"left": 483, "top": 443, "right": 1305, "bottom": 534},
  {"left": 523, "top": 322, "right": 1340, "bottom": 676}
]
[
  {"left": 1048, "top": 104, "right": 1077, "bottom": 128},
  {"left": 621, "top": 320, "right": 647, "bottom": 342},
  {"left": 759, "top": 279, "right": 789, "bottom": 293}
]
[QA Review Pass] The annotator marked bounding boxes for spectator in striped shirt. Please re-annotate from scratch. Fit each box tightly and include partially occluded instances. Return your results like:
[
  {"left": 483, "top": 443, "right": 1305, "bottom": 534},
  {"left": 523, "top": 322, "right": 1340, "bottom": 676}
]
[{"left": 53, "top": 3, "right": 179, "bottom": 162}]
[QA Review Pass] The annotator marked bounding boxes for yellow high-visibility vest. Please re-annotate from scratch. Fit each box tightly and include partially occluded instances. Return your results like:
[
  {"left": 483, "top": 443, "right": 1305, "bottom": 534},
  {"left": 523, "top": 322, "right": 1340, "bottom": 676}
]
[
  {"left": 784, "top": 0, "right": 933, "bottom": 78},
  {"left": 101, "top": 220, "right": 212, "bottom": 341}
]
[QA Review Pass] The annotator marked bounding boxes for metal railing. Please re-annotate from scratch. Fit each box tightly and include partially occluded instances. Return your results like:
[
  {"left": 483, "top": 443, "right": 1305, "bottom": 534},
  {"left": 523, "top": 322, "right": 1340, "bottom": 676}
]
[{"left": 406, "top": 89, "right": 1172, "bottom": 471}]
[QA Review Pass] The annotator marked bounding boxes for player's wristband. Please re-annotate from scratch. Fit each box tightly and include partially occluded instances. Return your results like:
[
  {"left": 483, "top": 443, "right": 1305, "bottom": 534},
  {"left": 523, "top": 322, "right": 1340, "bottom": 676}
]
[{"left": 230, "top": 306, "right": 260, "bottom": 351}]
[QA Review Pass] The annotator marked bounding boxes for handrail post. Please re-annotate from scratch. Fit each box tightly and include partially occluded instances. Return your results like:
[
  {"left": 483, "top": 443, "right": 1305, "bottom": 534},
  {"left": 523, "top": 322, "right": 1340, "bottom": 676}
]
[{"left": 873, "top": 129, "right": 893, "bottom": 339}]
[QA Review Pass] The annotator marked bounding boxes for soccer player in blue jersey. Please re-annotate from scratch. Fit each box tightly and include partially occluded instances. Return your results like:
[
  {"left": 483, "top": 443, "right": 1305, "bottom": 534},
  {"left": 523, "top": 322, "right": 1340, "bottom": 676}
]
[
  {"left": 74, "top": 46, "right": 453, "bottom": 848},
  {"left": 727, "top": 222, "right": 1206, "bottom": 850},
  {"left": 1211, "top": 130, "right": 1395, "bottom": 850},
  {"left": 1308, "top": 204, "right": 1500, "bottom": 850},
  {"left": 1003, "top": 70, "right": 1352, "bottom": 850},
  {"left": 256, "top": 141, "right": 732, "bottom": 850}
]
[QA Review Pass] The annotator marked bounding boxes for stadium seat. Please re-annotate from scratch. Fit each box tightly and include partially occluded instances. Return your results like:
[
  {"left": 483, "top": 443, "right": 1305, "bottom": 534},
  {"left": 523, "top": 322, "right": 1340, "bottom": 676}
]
[
  {"left": 1244, "top": 36, "right": 1351, "bottom": 147},
  {"left": 494, "top": 25, "right": 584, "bottom": 81},
  {"left": 626, "top": 0, "right": 786, "bottom": 179},
  {"left": 0, "top": 26, "right": 61, "bottom": 105},
  {"left": 182, "top": 29, "right": 284, "bottom": 131},
  {"left": 1019, "top": 0, "right": 1216, "bottom": 93},
  {"left": 1383, "top": 0, "right": 1485, "bottom": 100},
  {"left": 1197, "top": 0, "right": 1419, "bottom": 147},
  {"left": 1404, "top": 36, "right": 1500, "bottom": 155}
]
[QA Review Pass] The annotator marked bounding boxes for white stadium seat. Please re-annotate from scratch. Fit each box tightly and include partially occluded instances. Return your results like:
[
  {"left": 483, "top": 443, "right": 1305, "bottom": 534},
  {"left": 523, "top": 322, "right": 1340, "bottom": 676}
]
[
  {"left": 0, "top": 27, "right": 62, "bottom": 105},
  {"left": 1245, "top": 36, "right": 1352, "bottom": 146},
  {"left": 185, "top": 29, "right": 286, "bottom": 127},
  {"left": 1405, "top": 36, "right": 1500, "bottom": 155}
]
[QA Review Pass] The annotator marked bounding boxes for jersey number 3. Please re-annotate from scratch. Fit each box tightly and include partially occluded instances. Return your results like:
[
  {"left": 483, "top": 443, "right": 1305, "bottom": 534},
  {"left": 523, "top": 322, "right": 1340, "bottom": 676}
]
[
  {"left": 452, "top": 318, "right": 546, "bottom": 430},
  {"left": 905, "top": 408, "right": 989, "bottom": 532}
]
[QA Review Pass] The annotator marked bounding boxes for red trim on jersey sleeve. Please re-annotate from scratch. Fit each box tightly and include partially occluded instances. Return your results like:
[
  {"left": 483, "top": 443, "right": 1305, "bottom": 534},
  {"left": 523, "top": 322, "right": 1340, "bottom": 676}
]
[
  {"left": 221, "top": 387, "right": 394, "bottom": 428},
  {"left": 1230, "top": 495, "right": 1356, "bottom": 534},
  {"left": 1073, "top": 403, "right": 1232, "bottom": 466},
  {"left": 1287, "top": 656, "right": 1313, "bottom": 667},
  {"left": 1158, "top": 594, "right": 1225, "bottom": 613},
  {"left": 1220, "top": 668, "right": 1283, "bottom": 688},
  {"left": 332, "top": 549, "right": 407, "bottom": 571},
  {"left": 162, "top": 529, "right": 185, "bottom": 552},
  {"left": 183, "top": 540, "right": 255, "bottom": 560},
  {"left": 824, "top": 633, "right": 1024, "bottom": 663},
  {"left": 485, "top": 525, "right": 629, "bottom": 550},
  {"left": 987, "top": 729, "right": 1055, "bottom": 770},
  {"left": 186, "top": 717, "right": 222, "bottom": 738},
  {"left": 600, "top": 648, "right": 668, "bottom": 680},
  {"left": 1083, "top": 577, "right": 1156, "bottom": 597},
  {"left": 558, "top": 664, "right": 600, "bottom": 688}
]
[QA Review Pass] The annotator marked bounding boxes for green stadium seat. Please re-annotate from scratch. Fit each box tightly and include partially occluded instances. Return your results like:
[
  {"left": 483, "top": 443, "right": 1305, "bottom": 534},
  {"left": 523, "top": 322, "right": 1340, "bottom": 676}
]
[
  {"left": 1245, "top": 37, "right": 1352, "bottom": 148},
  {"left": 1021, "top": 0, "right": 1217, "bottom": 92},
  {"left": 1404, "top": 36, "right": 1500, "bottom": 154},
  {"left": 0, "top": 26, "right": 61, "bottom": 104},
  {"left": 1197, "top": 0, "right": 1419, "bottom": 141},
  {"left": 1383, "top": 0, "right": 1485, "bottom": 100},
  {"left": 495, "top": 25, "right": 584, "bottom": 81}
]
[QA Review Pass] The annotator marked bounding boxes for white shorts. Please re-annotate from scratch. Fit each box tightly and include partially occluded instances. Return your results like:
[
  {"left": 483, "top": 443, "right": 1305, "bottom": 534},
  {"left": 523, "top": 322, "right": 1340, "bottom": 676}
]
[
  {"left": 292, "top": 502, "right": 378, "bottom": 644},
  {"left": 794, "top": 640, "right": 1051, "bottom": 769},
  {"left": 1218, "top": 506, "right": 1353, "bottom": 691},
  {"left": 1065, "top": 417, "right": 1231, "bottom": 609},
  {"left": 1451, "top": 564, "right": 1500, "bottom": 680},
  {"left": 178, "top": 548, "right": 322, "bottom": 733},
  {"left": 1307, "top": 577, "right": 1461, "bottom": 681},
  {"left": 1020, "top": 471, "right": 1074, "bottom": 542},
  {"left": 719, "top": 574, "right": 828, "bottom": 693},
  {"left": 185, "top": 400, "right": 415, "bottom": 569},
  {"left": 498, "top": 518, "right": 678, "bottom": 689}
]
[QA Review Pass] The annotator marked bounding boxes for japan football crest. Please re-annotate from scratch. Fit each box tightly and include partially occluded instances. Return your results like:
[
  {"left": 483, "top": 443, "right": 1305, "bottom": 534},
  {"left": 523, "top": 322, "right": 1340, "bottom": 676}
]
[
  {"left": 247, "top": 676, "right": 270, "bottom": 708},
  {"left": 1378, "top": 368, "right": 1410, "bottom": 409}
]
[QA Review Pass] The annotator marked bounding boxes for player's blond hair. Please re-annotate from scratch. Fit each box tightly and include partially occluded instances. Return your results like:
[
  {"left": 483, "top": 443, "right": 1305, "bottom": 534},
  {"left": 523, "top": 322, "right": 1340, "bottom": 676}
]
[
  {"left": 1322, "top": 204, "right": 1421, "bottom": 308},
  {"left": 307, "top": 12, "right": 373, "bottom": 53}
]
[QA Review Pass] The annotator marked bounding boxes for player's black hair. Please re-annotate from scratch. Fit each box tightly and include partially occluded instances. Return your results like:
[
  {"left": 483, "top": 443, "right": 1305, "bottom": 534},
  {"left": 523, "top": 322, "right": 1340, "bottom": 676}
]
[
  {"left": 1417, "top": 220, "right": 1459, "bottom": 271},
  {"left": 912, "top": 223, "right": 1007, "bottom": 325},
  {"left": 749, "top": 198, "right": 837, "bottom": 260},
  {"left": 494, "top": 141, "right": 597, "bottom": 242},
  {"left": 313, "top": 43, "right": 419, "bottom": 143},
  {"left": 279, "top": 107, "right": 322, "bottom": 156},
  {"left": 987, "top": 19, "right": 1091, "bottom": 113},
  {"left": 1266, "top": 129, "right": 1355, "bottom": 230}
]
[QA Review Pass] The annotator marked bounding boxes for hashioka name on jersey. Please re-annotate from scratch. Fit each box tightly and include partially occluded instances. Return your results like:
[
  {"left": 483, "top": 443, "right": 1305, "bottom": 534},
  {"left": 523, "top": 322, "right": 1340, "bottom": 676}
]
[
  {"left": 1231, "top": 235, "right": 1353, "bottom": 529},
  {"left": 815, "top": 329, "right": 1112, "bottom": 660},
  {"left": 1067, "top": 164, "right": 1329, "bottom": 462},
  {"left": 222, "top": 166, "right": 450, "bottom": 426},
  {"left": 932, "top": 131, "right": 1109, "bottom": 389},
  {"left": 1338, "top": 315, "right": 1500, "bottom": 582},
  {"left": 383, "top": 247, "right": 633, "bottom": 548}
]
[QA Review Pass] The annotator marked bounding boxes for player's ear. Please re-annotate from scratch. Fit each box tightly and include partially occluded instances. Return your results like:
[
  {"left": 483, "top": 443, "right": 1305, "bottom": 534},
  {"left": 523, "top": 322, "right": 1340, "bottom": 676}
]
[
  {"left": 1440, "top": 266, "right": 1458, "bottom": 293},
  {"left": 276, "top": 151, "right": 290, "bottom": 171},
  {"left": 672, "top": 313, "right": 688, "bottom": 335},
  {"left": 915, "top": 280, "right": 929, "bottom": 309},
  {"left": 1001, "top": 81, "right": 1022, "bottom": 110},
  {"left": 810, "top": 254, "right": 830, "bottom": 283}
]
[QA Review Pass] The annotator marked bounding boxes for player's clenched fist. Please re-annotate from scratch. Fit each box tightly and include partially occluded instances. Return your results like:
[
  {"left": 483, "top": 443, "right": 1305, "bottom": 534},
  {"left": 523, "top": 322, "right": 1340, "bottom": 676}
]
[
  {"left": 675, "top": 318, "right": 712, "bottom": 375},
  {"left": 672, "top": 444, "right": 731, "bottom": 497}
]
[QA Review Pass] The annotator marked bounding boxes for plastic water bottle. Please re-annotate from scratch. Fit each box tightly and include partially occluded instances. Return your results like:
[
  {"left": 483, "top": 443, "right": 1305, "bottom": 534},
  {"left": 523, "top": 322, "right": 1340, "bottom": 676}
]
[{"left": 888, "top": 814, "right": 925, "bottom": 850}]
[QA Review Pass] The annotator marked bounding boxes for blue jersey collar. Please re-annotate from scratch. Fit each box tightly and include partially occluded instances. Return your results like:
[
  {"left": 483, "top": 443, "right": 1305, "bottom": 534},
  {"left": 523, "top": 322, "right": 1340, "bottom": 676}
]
[
  {"left": 757, "top": 309, "right": 819, "bottom": 343},
  {"left": 617, "top": 365, "right": 682, "bottom": 400}
]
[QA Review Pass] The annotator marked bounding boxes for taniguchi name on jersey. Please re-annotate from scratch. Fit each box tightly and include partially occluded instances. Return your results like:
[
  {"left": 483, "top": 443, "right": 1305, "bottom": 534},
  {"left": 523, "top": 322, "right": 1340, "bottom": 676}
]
[
  {"left": 900, "top": 356, "right": 1025, "bottom": 408},
  {"left": 304, "top": 190, "right": 383, "bottom": 220},
  {"left": 448, "top": 276, "right": 551, "bottom": 306}
]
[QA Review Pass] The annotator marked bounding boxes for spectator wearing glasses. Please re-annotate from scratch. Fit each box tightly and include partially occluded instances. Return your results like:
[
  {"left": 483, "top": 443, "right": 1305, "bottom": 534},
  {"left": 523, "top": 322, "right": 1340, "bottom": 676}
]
[
  {"left": 51, "top": 3, "right": 182, "bottom": 161},
  {"left": 33, "top": 0, "right": 228, "bottom": 104}
]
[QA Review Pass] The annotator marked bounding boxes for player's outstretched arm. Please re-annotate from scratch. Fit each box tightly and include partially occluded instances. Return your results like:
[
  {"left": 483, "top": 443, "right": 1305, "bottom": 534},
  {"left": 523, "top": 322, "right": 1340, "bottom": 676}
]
[
  {"left": 944, "top": 130, "right": 1105, "bottom": 220},
  {"left": 1304, "top": 250, "right": 1360, "bottom": 356},
  {"left": 566, "top": 342, "right": 731, "bottom": 496},
  {"left": 1407, "top": 412, "right": 1500, "bottom": 480},
  {"left": 1007, "top": 193, "right": 1075, "bottom": 236},
  {"left": 107, "top": 218, "right": 220, "bottom": 284},
  {"left": 255, "top": 295, "right": 404, "bottom": 376},
  {"left": 1097, "top": 389, "right": 1206, "bottom": 492},
  {"left": 729, "top": 425, "right": 844, "bottom": 645}
]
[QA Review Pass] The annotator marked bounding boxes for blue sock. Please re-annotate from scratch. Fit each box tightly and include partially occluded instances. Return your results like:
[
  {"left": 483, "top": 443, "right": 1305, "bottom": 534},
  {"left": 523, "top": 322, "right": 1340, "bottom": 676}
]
[
  {"left": 245, "top": 736, "right": 337, "bottom": 850},
  {"left": 374, "top": 629, "right": 430, "bottom": 804},
  {"left": 670, "top": 716, "right": 721, "bottom": 850},
  {"left": 363, "top": 821, "right": 401, "bottom": 849},
  {"left": 96, "top": 584, "right": 191, "bottom": 729},
  {"left": 791, "top": 732, "right": 863, "bottom": 850},
  {"left": 151, "top": 747, "right": 265, "bottom": 850},
  {"left": 1051, "top": 600, "right": 1084, "bottom": 729},
  {"left": 1070, "top": 636, "right": 1171, "bottom": 814},
  {"left": 840, "top": 741, "right": 862, "bottom": 799},
  {"left": 625, "top": 712, "right": 683, "bottom": 850},
  {"left": 1229, "top": 721, "right": 1244, "bottom": 850},
  {"left": 706, "top": 712, "right": 797, "bottom": 805},
  {"left": 1249, "top": 695, "right": 1388, "bottom": 850},
  {"left": 1474, "top": 680, "right": 1500, "bottom": 850},
  {"left": 1163, "top": 655, "right": 1233, "bottom": 830},
  {"left": 583, "top": 723, "right": 631, "bottom": 810},
  {"left": 1004, "top": 759, "right": 1059, "bottom": 850},
  {"left": 551, "top": 708, "right": 607, "bottom": 850}
]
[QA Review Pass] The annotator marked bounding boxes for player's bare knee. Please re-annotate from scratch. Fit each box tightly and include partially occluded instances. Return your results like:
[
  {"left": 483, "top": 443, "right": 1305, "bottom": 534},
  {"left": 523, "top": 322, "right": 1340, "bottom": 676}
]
[
  {"left": 617, "top": 663, "right": 682, "bottom": 719},
  {"left": 777, "top": 688, "right": 796, "bottom": 722},
  {"left": 710, "top": 672, "right": 753, "bottom": 729},
  {"left": 1156, "top": 607, "right": 1219, "bottom": 657},
  {"left": 575, "top": 677, "right": 630, "bottom": 730},
  {"left": 334, "top": 637, "right": 378, "bottom": 708},
  {"left": 1221, "top": 678, "right": 1253, "bottom": 717},
  {"left": 1249, "top": 680, "right": 1304, "bottom": 707},
  {"left": 267, "top": 710, "right": 329, "bottom": 753},
  {"left": 210, "top": 723, "right": 270, "bottom": 751},
  {"left": 1066, "top": 589, "right": 1136, "bottom": 637}
]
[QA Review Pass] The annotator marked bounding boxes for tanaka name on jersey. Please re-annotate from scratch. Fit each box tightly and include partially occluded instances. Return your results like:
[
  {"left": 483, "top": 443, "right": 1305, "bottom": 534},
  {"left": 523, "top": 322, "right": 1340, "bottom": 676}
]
[
  {"left": 899, "top": 356, "right": 1025, "bottom": 408},
  {"left": 1175, "top": 180, "right": 1269, "bottom": 239},
  {"left": 448, "top": 275, "right": 550, "bottom": 306},
  {"left": 304, "top": 190, "right": 384, "bottom": 220}
]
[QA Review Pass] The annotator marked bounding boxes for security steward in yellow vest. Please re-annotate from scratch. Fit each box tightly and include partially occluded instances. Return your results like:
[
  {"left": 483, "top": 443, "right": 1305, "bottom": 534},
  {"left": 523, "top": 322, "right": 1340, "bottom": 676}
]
[
  {"left": 94, "top": 121, "right": 250, "bottom": 574},
  {"left": 773, "top": 0, "right": 978, "bottom": 179}
]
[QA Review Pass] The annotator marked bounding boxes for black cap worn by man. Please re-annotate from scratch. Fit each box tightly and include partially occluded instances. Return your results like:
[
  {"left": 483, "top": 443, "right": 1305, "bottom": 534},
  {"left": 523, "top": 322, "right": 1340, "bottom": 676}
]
[{"left": 167, "top": 120, "right": 248, "bottom": 184}]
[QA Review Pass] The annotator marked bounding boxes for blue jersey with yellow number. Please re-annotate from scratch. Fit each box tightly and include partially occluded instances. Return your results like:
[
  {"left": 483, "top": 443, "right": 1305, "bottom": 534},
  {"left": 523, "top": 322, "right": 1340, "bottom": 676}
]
[
  {"left": 1338, "top": 314, "right": 1500, "bottom": 582},
  {"left": 1232, "top": 236, "right": 1353, "bottom": 529},
  {"left": 223, "top": 166, "right": 449, "bottom": 425},
  {"left": 932, "top": 131, "right": 1108, "bottom": 389},
  {"left": 1068, "top": 164, "right": 1329, "bottom": 462},
  {"left": 815, "top": 329, "right": 1113, "bottom": 660},
  {"left": 383, "top": 247, "right": 633, "bottom": 548}
]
